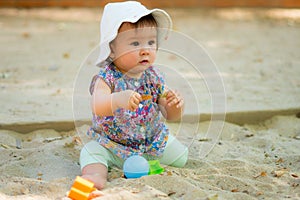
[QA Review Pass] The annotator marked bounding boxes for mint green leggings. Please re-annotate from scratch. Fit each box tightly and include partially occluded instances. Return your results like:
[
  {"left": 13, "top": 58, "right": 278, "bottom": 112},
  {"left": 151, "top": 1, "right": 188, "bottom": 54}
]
[{"left": 80, "top": 134, "right": 188, "bottom": 170}]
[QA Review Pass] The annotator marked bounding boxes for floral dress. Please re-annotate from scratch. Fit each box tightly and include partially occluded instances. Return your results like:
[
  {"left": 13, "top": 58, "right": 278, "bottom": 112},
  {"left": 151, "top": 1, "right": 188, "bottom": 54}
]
[{"left": 87, "top": 64, "right": 169, "bottom": 160}]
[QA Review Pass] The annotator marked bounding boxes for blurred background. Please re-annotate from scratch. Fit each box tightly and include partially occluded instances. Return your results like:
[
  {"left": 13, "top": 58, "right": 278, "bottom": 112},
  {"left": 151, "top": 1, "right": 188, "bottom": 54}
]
[
  {"left": 1, "top": 0, "right": 300, "bottom": 8},
  {"left": 0, "top": 1, "right": 299, "bottom": 133}
]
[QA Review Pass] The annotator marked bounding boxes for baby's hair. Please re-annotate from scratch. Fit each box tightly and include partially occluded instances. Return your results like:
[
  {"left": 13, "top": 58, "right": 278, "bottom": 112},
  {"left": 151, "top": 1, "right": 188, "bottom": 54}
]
[{"left": 126, "top": 14, "right": 157, "bottom": 29}]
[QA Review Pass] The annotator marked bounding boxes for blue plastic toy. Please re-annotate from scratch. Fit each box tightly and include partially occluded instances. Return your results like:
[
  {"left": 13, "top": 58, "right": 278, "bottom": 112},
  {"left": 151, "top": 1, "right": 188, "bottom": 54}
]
[{"left": 123, "top": 155, "right": 149, "bottom": 178}]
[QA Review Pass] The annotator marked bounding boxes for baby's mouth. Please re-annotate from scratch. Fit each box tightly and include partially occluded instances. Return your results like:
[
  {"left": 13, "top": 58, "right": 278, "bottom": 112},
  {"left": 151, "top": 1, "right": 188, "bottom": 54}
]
[{"left": 139, "top": 60, "right": 149, "bottom": 65}]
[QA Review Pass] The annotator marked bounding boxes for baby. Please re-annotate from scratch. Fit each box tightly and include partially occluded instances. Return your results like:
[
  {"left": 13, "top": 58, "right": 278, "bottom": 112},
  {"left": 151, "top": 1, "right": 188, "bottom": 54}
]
[{"left": 80, "top": 1, "right": 188, "bottom": 190}]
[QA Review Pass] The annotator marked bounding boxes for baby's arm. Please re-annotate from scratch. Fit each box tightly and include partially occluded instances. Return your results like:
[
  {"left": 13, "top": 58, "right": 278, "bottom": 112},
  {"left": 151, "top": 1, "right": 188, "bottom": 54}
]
[
  {"left": 158, "top": 88, "right": 184, "bottom": 121},
  {"left": 91, "top": 78, "right": 142, "bottom": 116}
]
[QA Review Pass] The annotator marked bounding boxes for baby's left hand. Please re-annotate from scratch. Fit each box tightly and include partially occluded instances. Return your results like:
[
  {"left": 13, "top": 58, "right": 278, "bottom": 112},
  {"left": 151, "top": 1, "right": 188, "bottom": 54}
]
[{"left": 163, "top": 89, "right": 184, "bottom": 108}]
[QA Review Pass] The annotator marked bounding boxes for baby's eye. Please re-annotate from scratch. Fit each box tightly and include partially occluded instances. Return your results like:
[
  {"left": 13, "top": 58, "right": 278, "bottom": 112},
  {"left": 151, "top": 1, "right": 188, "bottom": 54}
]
[
  {"left": 130, "top": 41, "right": 140, "bottom": 46},
  {"left": 148, "top": 40, "right": 156, "bottom": 46}
]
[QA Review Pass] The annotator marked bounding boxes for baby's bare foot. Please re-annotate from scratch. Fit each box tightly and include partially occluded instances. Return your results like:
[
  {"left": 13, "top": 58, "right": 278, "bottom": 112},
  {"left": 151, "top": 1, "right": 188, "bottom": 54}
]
[{"left": 82, "top": 174, "right": 107, "bottom": 190}]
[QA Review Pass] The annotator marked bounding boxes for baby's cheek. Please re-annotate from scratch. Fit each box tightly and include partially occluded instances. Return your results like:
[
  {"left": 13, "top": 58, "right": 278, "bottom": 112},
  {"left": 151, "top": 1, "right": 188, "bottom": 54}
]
[{"left": 124, "top": 53, "right": 139, "bottom": 65}]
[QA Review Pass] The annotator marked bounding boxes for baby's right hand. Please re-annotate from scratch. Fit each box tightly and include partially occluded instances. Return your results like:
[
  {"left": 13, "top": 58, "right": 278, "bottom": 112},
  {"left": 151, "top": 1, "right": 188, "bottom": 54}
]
[{"left": 115, "top": 90, "right": 142, "bottom": 111}]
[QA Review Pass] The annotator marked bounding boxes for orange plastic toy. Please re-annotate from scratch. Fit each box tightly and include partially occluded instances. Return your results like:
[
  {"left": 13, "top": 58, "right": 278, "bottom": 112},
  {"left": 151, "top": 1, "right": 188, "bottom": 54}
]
[{"left": 68, "top": 176, "right": 96, "bottom": 200}]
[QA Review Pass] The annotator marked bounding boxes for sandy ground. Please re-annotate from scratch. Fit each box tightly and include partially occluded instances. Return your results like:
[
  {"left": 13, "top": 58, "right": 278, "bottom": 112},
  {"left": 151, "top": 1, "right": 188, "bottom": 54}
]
[
  {"left": 0, "top": 116, "right": 300, "bottom": 200},
  {"left": 0, "top": 7, "right": 300, "bottom": 200}
]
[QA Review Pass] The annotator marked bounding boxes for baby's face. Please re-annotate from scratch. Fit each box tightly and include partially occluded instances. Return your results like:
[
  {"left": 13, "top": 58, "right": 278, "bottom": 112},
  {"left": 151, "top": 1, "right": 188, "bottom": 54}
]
[{"left": 110, "top": 23, "right": 157, "bottom": 77}]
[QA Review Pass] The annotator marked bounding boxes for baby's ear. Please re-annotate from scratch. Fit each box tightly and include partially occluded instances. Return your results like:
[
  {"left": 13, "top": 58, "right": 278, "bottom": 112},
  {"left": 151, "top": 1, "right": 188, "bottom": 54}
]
[
  {"left": 109, "top": 43, "right": 115, "bottom": 59},
  {"left": 109, "top": 52, "right": 115, "bottom": 60}
]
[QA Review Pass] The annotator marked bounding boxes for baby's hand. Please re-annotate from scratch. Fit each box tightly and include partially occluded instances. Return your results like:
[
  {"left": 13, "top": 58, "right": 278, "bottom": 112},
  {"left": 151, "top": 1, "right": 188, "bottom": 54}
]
[
  {"left": 116, "top": 90, "right": 142, "bottom": 111},
  {"left": 164, "top": 89, "right": 184, "bottom": 108}
]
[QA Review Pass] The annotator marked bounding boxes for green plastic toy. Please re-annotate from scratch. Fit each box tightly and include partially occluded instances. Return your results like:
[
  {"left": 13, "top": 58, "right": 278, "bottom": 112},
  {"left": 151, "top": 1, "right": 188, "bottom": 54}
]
[{"left": 148, "top": 160, "right": 164, "bottom": 175}]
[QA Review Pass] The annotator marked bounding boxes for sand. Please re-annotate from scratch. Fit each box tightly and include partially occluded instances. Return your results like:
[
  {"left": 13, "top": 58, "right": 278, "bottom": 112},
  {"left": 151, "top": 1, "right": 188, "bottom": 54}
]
[
  {"left": 0, "top": 116, "right": 300, "bottom": 199},
  {"left": 0, "top": 7, "right": 300, "bottom": 200}
]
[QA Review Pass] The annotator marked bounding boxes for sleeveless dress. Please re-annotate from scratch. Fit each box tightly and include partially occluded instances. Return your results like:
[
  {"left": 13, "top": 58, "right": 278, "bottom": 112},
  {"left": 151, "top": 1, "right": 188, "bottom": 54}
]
[{"left": 87, "top": 64, "right": 169, "bottom": 160}]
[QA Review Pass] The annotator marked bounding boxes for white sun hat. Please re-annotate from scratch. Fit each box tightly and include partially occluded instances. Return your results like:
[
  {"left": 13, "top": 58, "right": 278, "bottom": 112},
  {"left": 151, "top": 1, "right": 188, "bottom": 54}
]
[{"left": 95, "top": 1, "right": 173, "bottom": 67}]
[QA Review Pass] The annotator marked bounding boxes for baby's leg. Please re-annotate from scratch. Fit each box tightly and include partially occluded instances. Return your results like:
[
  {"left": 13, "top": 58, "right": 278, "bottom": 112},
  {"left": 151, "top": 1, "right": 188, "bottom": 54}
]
[
  {"left": 81, "top": 163, "right": 107, "bottom": 190},
  {"left": 159, "top": 134, "right": 188, "bottom": 167},
  {"left": 80, "top": 141, "right": 110, "bottom": 190}
]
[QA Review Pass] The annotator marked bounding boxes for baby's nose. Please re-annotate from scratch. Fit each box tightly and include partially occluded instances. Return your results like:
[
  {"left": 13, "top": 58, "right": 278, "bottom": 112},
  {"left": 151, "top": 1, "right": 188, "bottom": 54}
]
[{"left": 140, "top": 48, "right": 150, "bottom": 55}]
